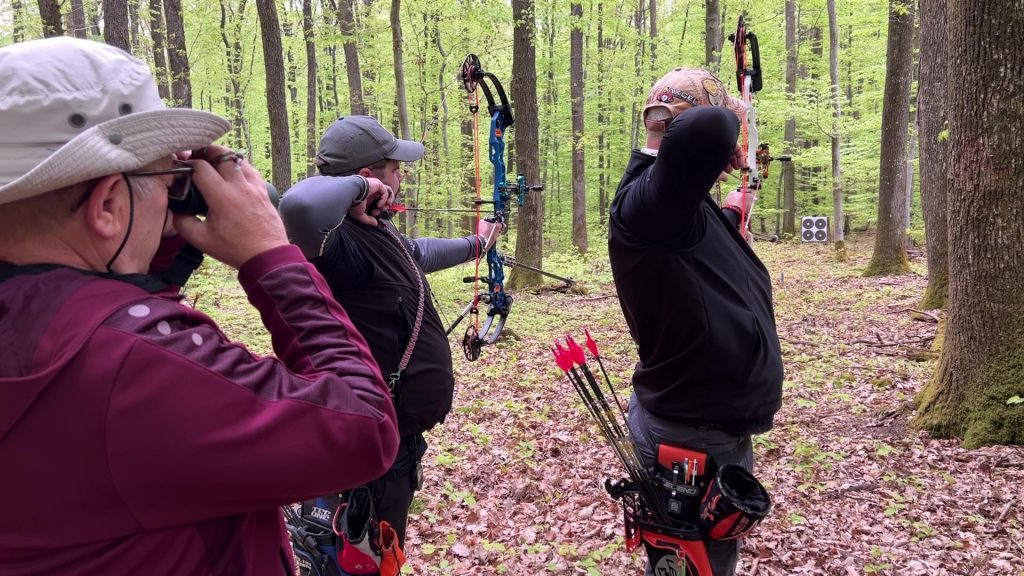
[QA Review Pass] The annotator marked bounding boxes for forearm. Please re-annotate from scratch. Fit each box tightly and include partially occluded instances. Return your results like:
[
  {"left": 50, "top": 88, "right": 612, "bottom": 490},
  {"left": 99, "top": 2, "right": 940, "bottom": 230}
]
[
  {"left": 414, "top": 235, "right": 484, "bottom": 273},
  {"left": 278, "top": 175, "right": 368, "bottom": 258},
  {"left": 722, "top": 205, "right": 742, "bottom": 229},
  {"left": 651, "top": 107, "right": 739, "bottom": 210},
  {"left": 106, "top": 247, "right": 400, "bottom": 524}
]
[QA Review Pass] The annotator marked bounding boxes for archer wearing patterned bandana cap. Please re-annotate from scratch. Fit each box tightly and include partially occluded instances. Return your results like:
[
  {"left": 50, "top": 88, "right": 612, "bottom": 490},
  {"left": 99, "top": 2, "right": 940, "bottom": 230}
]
[
  {"left": 279, "top": 116, "right": 504, "bottom": 572},
  {"left": 0, "top": 38, "right": 398, "bottom": 576},
  {"left": 607, "top": 67, "right": 783, "bottom": 576}
]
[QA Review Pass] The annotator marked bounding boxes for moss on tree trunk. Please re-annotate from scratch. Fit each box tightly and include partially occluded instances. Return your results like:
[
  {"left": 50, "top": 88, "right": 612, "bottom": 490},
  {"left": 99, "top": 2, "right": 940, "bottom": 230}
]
[
  {"left": 915, "top": 322, "right": 1024, "bottom": 447},
  {"left": 862, "top": 252, "right": 910, "bottom": 277},
  {"left": 918, "top": 272, "right": 948, "bottom": 310}
]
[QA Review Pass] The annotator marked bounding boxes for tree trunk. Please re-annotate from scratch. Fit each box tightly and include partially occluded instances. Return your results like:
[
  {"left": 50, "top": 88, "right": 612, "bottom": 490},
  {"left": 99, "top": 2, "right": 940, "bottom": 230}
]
[
  {"left": 917, "top": 0, "right": 949, "bottom": 309},
  {"left": 13, "top": 0, "right": 27, "bottom": 42},
  {"left": 336, "top": 0, "right": 366, "bottom": 115},
  {"left": 37, "top": 0, "right": 65, "bottom": 37},
  {"left": 508, "top": 0, "right": 543, "bottom": 289},
  {"left": 391, "top": 0, "right": 417, "bottom": 237},
  {"left": 164, "top": 0, "right": 192, "bottom": 107},
  {"left": 865, "top": 0, "right": 915, "bottom": 276},
  {"left": 826, "top": 0, "right": 845, "bottom": 257},
  {"left": 255, "top": 0, "right": 292, "bottom": 193},
  {"left": 570, "top": 0, "right": 588, "bottom": 254},
  {"left": 302, "top": 0, "right": 319, "bottom": 178},
  {"left": 130, "top": 0, "right": 142, "bottom": 51},
  {"left": 648, "top": 0, "right": 657, "bottom": 77},
  {"left": 148, "top": 0, "right": 171, "bottom": 100},
  {"left": 103, "top": 0, "right": 132, "bottom": 53},
  {"left": 433, "top": 19, "right": 454, "bottom": 238},
  {"left": 913, "top": 0, "right": 1024, "bottom": 448},
  {"left": 219, "top": 0, "right": 247, "bottom": 149},
  {"left": 69, "top": 0, "right": 88, "bottom": 38},
  {"left": 782, "top": 0, "right": 798, "bottom": 236},
  {"left": 597, "top": 0, "right": 607, "bottom": 227},
  {"left": 704, "top": 0, "right": 721, "bottom": 72}
]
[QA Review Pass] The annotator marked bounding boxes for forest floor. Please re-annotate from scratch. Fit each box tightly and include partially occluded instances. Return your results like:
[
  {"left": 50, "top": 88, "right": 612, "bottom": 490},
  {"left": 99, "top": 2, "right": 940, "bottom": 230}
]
[{"left": 193, "top": 232, "right": 1024, "bottom": 575}]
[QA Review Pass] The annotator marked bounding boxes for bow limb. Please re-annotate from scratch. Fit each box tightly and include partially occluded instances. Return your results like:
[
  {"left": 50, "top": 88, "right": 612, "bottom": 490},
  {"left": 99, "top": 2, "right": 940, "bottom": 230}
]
[{"left": 732, "top": 15, "right": 765, "bottom": 243}]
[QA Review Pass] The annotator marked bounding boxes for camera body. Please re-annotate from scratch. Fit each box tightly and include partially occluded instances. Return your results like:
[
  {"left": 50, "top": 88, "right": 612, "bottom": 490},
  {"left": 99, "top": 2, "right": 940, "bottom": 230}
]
[{"left": 168, "top": 181, "right": 281, "bottom": 215}]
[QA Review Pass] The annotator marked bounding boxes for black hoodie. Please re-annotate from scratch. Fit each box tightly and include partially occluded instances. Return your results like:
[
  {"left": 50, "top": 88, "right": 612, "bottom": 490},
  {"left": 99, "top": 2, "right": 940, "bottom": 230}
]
[{"left": 608, "top": 106, "right": 783, "bottom": 435}]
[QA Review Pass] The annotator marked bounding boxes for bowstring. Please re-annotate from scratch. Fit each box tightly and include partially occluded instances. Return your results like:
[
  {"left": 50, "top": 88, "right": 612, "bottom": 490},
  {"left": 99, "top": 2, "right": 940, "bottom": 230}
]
[{"left": 470, "top": 88, "right": 483, "bottom": 335}]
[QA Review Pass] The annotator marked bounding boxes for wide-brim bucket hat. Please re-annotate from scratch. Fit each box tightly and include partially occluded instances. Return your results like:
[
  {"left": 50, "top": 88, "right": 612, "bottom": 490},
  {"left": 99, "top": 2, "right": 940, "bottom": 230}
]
[{"left": 0, "top": 37, "right": 230, "bottom": 206}]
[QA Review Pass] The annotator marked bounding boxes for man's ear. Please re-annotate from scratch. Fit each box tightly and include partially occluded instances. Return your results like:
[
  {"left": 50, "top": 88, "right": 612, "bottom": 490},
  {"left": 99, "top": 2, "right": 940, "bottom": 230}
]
[
  {"left": 357, "top": 167, "right": 375, "bottom": 179},
  {"left": 81, "top": 174, "right": 128, "bottom": 240}
]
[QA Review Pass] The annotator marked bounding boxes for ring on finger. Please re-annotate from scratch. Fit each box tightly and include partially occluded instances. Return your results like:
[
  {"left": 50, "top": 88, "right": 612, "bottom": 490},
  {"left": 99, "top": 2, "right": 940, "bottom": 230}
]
[{"left": 211, "top": 150, "right": 245, "bottom": 167}]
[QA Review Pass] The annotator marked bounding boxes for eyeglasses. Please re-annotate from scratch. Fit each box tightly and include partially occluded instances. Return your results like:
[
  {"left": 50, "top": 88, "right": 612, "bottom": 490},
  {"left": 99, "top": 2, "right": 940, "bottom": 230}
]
[
  {"left": 69, "top": 161, "right": 195, "bottom": 213},
  {"left": 125, "top": 160, "right": 194, "bottom": 201}
]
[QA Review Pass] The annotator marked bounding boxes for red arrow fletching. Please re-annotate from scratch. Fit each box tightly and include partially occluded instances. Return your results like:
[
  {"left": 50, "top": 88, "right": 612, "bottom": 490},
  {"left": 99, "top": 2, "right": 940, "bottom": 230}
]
[
  {"left": 584, "top": 327, "right": 600, "bottom": 358},
  {"left": 565, "top": 335, "right": 586, "bottom": 365}
]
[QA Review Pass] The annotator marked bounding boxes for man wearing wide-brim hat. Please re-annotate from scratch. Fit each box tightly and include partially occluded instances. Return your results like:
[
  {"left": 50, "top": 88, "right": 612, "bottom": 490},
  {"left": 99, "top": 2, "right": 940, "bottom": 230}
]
[{"left": 0, "top": 37, "right": 398, "bottom": 575}]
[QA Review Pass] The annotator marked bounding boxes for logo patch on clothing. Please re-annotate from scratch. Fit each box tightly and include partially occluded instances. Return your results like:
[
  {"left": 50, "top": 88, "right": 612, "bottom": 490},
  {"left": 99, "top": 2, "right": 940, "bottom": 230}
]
[
  {"left": 310, "top": 506, "right": 332, "bottom": 522},
  {"left": 702, "top": 79, "right": 725, "bottom": 106},
  {"left": 653, "top": 86, "right": 699, "bottom": 108}
]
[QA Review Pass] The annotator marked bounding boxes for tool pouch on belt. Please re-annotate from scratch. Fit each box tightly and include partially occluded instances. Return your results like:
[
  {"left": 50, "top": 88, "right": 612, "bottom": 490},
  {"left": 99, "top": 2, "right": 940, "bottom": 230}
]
[
  {"left": 654, "top": 443, "right": 771, "bottom": 541},
  {"left": 640, "top": 519, "right": 714, "bottom": 576},
  {"left": 286, "top": 495, "right": 345, "bottom": 576},
  {"left": 286, "top": 488, "right": 406, "bottom": 576},
  {"left": 653, "top": 443, "right": 718, "bottom": 524}
]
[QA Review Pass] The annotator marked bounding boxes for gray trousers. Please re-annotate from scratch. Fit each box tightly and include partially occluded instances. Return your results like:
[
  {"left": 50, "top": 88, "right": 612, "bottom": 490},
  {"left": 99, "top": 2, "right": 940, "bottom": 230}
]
[{"left": 627, "top": 394, "right": 754, "bottom": 576}]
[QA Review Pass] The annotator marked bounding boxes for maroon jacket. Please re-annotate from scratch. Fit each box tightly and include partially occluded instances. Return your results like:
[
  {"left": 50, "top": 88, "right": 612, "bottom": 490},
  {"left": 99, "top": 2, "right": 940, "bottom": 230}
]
[{"left": 0, "top": 245, "right": 399, "bottom": 575}]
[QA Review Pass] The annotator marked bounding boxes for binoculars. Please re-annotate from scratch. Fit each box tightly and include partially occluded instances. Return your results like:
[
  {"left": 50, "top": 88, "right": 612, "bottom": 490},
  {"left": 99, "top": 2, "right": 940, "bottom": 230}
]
[{"left": 168, "top": 181, "right": 281, "bottom": 216}]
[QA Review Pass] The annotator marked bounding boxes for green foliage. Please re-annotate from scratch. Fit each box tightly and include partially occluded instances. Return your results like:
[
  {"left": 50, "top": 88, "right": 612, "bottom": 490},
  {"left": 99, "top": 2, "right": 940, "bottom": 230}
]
[{"left": 0, "top": 0, "right": 907, "bottom": 251}]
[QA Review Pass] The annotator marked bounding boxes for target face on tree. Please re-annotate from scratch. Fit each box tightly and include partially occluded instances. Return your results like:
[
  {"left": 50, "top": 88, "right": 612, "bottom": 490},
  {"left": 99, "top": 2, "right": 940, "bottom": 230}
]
[{"left": 801, "top": 216, "right": 829, "bottom": 242}]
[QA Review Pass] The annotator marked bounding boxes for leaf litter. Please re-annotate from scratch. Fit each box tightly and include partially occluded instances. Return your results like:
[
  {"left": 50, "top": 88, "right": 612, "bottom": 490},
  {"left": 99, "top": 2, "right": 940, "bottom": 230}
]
[
  {"left": 197, "top": 234, "right": 1023, "bottom": 575},
  {"left": 403, "top": 236, "right": 1023, "bottom": 575}
]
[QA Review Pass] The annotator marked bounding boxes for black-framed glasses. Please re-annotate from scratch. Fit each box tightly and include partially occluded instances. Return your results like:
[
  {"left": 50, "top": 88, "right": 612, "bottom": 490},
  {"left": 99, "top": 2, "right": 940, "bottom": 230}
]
[
  {"left": 71, "top": 160, "right": 196, "bottom": 214},
  {"left": 125, "top": 160, "right": 194, "bottom": 201}
]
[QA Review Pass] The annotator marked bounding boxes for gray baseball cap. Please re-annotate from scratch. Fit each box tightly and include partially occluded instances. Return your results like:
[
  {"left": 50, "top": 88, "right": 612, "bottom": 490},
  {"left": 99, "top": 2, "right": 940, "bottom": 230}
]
[{"left": 315, "top": 115, "right": 424, "bottom": 175}]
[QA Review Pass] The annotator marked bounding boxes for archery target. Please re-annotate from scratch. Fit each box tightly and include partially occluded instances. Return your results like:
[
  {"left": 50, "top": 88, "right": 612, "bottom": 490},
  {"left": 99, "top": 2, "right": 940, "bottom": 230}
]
[{"left": 801, "top": 216, "right": 829, "bottom": 242}]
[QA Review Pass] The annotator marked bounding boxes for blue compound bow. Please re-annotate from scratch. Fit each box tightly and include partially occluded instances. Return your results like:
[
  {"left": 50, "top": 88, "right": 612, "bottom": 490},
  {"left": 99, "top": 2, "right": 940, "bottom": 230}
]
[{"left": 446, "top": 53, "right": 550, "bottom": 361}]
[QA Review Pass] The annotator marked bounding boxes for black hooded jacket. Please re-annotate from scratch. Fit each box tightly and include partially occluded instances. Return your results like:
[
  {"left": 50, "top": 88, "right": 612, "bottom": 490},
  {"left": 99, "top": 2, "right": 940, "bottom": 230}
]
[{"left": 608, "top": 106, "right": 783, "bottom": 435}]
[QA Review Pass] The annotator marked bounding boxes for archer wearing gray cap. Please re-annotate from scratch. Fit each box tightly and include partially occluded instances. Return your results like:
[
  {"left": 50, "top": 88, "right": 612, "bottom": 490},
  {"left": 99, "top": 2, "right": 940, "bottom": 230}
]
[
  {"left": 279, "top": 116, "right": 505, "bottom": 567},
  {"left": 0, "top": 37, "right": 399, "bottom": 576},
  {"left": 315, "top": 115, "right": 425, "bottom": 175}
]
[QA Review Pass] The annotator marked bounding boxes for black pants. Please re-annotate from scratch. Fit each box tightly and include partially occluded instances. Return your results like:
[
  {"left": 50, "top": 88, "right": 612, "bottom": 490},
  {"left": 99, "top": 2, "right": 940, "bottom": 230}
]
[{"left": 363, "top": 433, "right": 427, "bottom": 547}]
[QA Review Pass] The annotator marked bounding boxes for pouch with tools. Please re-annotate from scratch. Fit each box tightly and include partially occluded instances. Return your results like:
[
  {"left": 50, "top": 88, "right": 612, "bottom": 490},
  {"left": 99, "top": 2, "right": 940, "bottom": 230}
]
[
  {"left": 284, "top": 487, "right": 405, "bottom": 576},
  {"left": 653, "top": 443, "right": 771, "bottom": 541}
]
